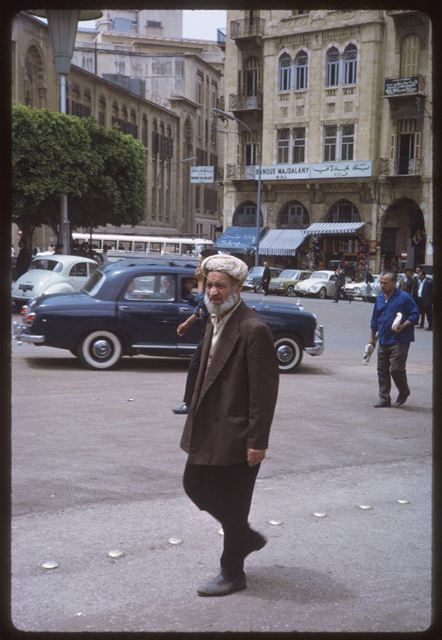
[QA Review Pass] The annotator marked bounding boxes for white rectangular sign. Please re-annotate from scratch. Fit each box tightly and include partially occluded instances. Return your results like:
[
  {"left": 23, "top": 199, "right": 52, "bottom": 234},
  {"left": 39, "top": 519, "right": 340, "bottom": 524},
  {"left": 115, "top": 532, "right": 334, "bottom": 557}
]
[
  {"left": 190, "top": 166, "right": 215, "bottom": 183},
  {"left": 254, "top": 161, "right": 372, "bottom": 180}
]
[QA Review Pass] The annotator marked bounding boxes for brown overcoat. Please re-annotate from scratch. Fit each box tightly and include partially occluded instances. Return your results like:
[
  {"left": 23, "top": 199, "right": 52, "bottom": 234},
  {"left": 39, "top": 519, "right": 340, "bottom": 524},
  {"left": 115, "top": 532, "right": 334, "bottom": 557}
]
[{"left": 180, "top": 301, "right": 279, "bottom": 465}]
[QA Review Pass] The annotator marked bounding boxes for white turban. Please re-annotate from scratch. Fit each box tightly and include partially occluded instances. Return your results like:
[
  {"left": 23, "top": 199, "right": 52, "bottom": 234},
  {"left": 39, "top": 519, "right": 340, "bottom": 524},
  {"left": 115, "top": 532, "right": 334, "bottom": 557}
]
[{"left": 200, "top": 254, "right": 249, "bottom": 283}]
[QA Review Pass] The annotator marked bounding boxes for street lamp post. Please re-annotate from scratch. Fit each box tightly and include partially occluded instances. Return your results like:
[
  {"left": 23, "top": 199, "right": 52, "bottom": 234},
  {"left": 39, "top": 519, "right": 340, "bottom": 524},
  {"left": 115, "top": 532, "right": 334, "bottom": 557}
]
[
  {"left": 212, "top": 107, "right": 262, "bottom": 266},
  {"left": 29, "top": 10, "right": 102, "bottom": 253}
]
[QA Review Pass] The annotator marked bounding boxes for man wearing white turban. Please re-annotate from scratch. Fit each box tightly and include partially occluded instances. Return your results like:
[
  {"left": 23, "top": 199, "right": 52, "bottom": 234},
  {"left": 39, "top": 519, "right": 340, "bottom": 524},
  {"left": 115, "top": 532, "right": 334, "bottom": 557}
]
[{"left": 180, "top": 253, "right": 279, "bottom": 596}]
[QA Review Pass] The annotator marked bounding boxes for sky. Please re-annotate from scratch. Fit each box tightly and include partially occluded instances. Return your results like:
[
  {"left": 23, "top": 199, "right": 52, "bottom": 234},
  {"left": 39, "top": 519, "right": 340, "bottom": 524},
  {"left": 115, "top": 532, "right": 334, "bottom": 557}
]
[{"left": 78, "top": 10, "right": 227, "bottom": 41}]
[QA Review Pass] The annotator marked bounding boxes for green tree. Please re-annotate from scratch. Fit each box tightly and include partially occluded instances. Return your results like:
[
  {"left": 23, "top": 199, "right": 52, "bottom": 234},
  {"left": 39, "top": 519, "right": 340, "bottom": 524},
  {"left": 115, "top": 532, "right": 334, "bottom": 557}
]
[
  {"left": 12, "top": 105, "right": 147, "bottom": 245},
  {"left": 12, "top": 104, "right": 96, "bottom": 243}
]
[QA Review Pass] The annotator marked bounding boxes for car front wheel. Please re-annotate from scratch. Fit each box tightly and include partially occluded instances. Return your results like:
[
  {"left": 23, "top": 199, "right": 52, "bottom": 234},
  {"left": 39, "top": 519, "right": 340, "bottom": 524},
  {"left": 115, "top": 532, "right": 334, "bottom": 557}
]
[
  {"left": 317, "top": 287, "right": 327, "bottom": 299},
  {"left": 273, "top": 334, "right": 303, "bottom": 372},
  {"left": 286, "top": 285, "right": 295, "bottom": 297},
  {"left": 254, "top": 283, "right": 263, "bottom": 294},
  {"left": 79, "top": 330, "right": 123, "bottom": 370}
]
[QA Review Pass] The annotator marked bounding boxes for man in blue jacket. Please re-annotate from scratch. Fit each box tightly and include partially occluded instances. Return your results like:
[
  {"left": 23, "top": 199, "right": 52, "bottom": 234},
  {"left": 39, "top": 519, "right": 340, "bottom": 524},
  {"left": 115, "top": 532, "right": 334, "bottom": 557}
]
[{"left": 369, "top": 271, "right": 419, "bottom": 408}]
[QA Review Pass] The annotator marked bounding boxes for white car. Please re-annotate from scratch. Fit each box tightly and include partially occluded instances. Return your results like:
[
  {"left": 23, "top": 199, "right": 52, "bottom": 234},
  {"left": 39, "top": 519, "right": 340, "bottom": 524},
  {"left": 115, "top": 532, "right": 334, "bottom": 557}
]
[
  {"left": 343, "top": 274, "right": 381, "bottom": 302},
  {"left": 12, "top": 254, "right": 98, "bottom": 310},
  {"left": 293, "top": 270, "right": 337, "bottom": 299}
]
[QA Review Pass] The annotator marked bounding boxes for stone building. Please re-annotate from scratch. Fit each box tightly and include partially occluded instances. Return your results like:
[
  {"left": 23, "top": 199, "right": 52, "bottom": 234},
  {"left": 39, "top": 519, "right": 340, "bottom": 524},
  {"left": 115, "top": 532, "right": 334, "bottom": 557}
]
[
  {"left": 218, "top": 9, "right": 432, "bottom": 272},
  {"left": 72, "top": 9, "right": 225, "bottom": 240},
  {"left": 11, "top": 10, "right": 225, "bottom": 251}
]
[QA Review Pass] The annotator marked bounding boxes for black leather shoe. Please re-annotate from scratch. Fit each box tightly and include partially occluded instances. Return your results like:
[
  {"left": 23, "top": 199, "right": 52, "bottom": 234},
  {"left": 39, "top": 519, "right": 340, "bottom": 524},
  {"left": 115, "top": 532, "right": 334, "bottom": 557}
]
[
  {"left": 394, "top": 394, "right": 409, "bottom": 407},
  {"left": 172, "top": 402, "right": 188, "bottom": 415},
  {"left": 374, "top": 399, "right": 391, "bottom": 408},
  {"left": 243, "top": 530, "right": 267, "bottom": 559},
  {"left": 197, "top": 571, "right": 247, "bottom": 597}
]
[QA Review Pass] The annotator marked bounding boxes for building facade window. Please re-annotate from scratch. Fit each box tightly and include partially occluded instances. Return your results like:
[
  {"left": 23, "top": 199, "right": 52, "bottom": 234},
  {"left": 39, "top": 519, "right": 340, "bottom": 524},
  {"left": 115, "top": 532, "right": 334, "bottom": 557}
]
[
  {"left": 245, "top": 56, "right": 260, "bottom": 96},
  {"left": 98, "top": 96, "right": 106, "bottom": 127},
  {"left": 232, "top": 201, "right": 263, "bottom": 227},
  {"left": 294, "top": 51, "right": 308, "bottom": 90},
  {"left": 243, "top": 130, "right": 259, "bottom": 165},
  {"left": 324, "top": 125, "right": 337, "bottom": 161},
  {"left": 393, "top": 118, "right": 421, "bottom": 175},
  {"left": 279, "top": 201, "right": 310, "bottom": 228},
  {"left": 278, "top": 53, "right": 291, "bottom": 91},
  {"left": 341, "top": 124, "right": 354, "bottom": 160},
  {"left": 277, "top": 128, "right": 290, "bottom": 163},
  {"left": 326, "top": 199, "right": 360, "bottom": 222},
  {"left": 343, "top": 44, "right": 357, "bottom": 84},
  {"left": 326, "top": 47, "right": 340, "bottom": 86},
  {"left": 400, "top": 34, "right": 420, "bottom": 76},
  {"left": 276, "top": 127, "right": 306, "bottom": 163},
  {"left": 293, "top": 127, "right": 306, "bottom": 163},
  {"left": 323, "top": 124, "right": 354, "bottom": 161}
]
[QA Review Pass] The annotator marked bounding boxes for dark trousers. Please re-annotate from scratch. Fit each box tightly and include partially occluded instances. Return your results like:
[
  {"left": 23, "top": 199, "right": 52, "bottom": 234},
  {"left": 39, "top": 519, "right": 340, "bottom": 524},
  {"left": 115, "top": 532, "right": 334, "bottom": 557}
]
[
  {"left": 334, "top": 285, "right": 343, "bottom": 302},
  {"left": 183, "top": 340, "right": 203, "bottom": 405},
  {"left": 377, "top": 342, "right": 410, "bottom": 401},
  {"left": 262, "top": 281, "right": 269, "bottom": 296},
  {"left": 183, "top": 461, "right": 260, "bottom": 579},
  {"left": 416, "top": 298, "right": 432, "bottom": 329}
]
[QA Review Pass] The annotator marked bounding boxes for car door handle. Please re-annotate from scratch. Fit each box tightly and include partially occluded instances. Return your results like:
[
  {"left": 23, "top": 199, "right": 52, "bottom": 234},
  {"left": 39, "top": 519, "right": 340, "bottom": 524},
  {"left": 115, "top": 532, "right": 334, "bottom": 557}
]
[
  {"left": 120, "top": 305, "right": 129, "bottom": 310},
  {"left": 179, "top": 307, "right": 191, "bottom": 313}
]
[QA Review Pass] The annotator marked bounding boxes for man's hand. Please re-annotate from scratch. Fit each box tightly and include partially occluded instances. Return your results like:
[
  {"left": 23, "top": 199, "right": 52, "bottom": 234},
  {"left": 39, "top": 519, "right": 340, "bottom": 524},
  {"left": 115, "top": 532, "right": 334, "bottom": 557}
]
[
  {"left": 176, "top": 322, "right": 188, "bottom": 336},
  {"left": 247, "top": 449, "right": 266, "bottom": 466}
]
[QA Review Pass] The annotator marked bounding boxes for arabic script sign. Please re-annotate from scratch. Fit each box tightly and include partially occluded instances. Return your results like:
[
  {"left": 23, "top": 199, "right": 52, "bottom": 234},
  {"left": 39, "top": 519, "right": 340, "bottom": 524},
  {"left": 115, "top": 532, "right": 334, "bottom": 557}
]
[
  {"left": 254, "top": 161, "right": 372, "bottom": 180},
  {"left": 384, "top": 76, "right": 420, "bottom": 96},
  {"left": 190, "top": 166, "right": 215, "bottom": 183}
]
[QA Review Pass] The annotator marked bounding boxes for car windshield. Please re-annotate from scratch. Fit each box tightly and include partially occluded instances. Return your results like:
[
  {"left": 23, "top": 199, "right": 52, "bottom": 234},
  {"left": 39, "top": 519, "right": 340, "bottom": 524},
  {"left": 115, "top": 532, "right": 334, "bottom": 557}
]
[
  {"left": 279, "top": 270, "right": 298, "bottom": 278},
  {"left": 247, "top": 267, "right": 263, "bottom": 277},
  {"left": 29, "top": 259, "right": 63, "bottom": 272},
  {"left": 310, "top": 272, "right": 328, "bottom": 279},
  {"left": 82, "top": 269, "right": 104, "bottom": 295}
]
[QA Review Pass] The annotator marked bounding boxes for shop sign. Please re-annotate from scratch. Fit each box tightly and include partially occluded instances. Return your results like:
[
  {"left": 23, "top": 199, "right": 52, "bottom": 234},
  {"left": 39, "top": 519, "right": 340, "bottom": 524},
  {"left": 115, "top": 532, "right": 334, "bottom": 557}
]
[
  {"left": 384, "top": 76, "right": 420, "bottom": 96},
  {"left": 254, "top": 161, "right": 372, "bottom": 180},
  {"left": 190, "top": 166, "right": 215, "bottom": 183}
]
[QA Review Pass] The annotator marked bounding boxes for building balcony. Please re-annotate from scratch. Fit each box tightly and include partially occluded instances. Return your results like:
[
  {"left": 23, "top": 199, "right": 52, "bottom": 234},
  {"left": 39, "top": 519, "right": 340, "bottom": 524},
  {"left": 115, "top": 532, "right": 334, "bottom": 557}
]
[
  {"left": 230, "top": 17, "right": 265, "bottom": 42},
  {"left": 228, "top": 92, "right": 263, "bottom": 112},
  {"left": 226, "top": 164, "right": 257, "bottom": 181}
]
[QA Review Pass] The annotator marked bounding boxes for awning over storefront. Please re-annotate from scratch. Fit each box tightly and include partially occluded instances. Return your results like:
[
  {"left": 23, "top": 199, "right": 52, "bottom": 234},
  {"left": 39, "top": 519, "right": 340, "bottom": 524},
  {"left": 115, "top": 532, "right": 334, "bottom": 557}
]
[
  {"left": 258, "top": 229, "right": 307, "bottom": 256},
  {"left": 305, "top": 222, "right": 365, "bottom": 235},
  {"left": 215, "top": 226, "right": 266, "bottom": 255}
]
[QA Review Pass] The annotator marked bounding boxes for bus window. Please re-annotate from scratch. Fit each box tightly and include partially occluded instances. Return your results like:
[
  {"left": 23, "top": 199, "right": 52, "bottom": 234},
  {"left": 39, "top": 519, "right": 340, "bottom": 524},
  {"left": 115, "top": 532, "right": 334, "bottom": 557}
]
[
  {"left": 150, "top": 242, "right": 161, "bottom": 253},
  {"left": 118, "top": 240, "right": 132, "bottom": 251},
  {"left": 134, "top": 242, "right": 147, "bottom": 252},
  {"left": 181, "top": 243, "right": 193, "bottom": 254},
  {"left": 106, "top": 240, "right": 117, "bottom": 250},
  {"left": 165, "top": 243, "right": 179, "bottom": 254}
]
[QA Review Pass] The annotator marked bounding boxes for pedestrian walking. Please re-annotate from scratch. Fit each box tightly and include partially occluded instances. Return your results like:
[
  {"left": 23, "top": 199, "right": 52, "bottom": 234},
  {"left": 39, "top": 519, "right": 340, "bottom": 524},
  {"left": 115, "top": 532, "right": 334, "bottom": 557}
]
[
  {"left": 400, "top": 268, "right": 417, "bottom": 295},
  {"left": 415, "top": 268, "right": 433, "bottom": 330},
  {"left": 261, "top": 261, "right": 271, "bottom": 296},
  {"left": 15, "top": 240, "right": 32, "bottom": 279},
  {"left": 368, "top": 271, "right": 419, "bottom": 408},
  {"left": 180, "top": 253, "right": 279, "bottom": 597},
  {"left": 332, "top": 266, "right": 345, "bottom": 302}
]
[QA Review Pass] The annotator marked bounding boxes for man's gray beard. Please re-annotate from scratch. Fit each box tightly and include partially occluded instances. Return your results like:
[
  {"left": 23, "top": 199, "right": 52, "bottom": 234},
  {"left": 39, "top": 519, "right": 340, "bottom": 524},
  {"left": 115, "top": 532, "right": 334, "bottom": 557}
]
[{"left": 204, "top": 291, "right": 240, "bottom": 317}]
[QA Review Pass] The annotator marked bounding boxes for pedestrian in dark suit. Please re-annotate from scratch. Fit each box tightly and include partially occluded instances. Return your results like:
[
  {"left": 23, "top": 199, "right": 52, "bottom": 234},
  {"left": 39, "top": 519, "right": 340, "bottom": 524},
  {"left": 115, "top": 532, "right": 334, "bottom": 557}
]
[
  {"left": 180, "top": 254, "right": 279, "bottom": 597},
  {"left": 332, "top": 266, "right": 346, "bottom": 302},
  {"left": 15, "top": 240, "right": 32, "bottom": 279},
  {"left": 415, "top": 269, "right": 433, "bottom": 330},
  {"left": 261, "top": 261, "right": 271, "bottom": 296}
]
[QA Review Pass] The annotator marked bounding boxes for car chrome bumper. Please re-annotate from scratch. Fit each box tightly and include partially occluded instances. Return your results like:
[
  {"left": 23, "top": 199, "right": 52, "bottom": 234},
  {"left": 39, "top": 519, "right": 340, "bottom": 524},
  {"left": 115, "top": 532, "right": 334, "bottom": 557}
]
[
  {"left": 304, "top": 324, "right": 324, "bottom": 356},
  {"left": 12, "top": 321, "right": 45, "bottom": 344}
]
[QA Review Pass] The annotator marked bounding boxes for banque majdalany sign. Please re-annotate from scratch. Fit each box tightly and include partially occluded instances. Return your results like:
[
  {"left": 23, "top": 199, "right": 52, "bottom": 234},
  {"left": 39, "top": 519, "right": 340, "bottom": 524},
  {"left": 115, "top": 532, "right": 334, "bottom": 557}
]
[{"left": 246, "top": 160, "right": 372, "bottom": 181}]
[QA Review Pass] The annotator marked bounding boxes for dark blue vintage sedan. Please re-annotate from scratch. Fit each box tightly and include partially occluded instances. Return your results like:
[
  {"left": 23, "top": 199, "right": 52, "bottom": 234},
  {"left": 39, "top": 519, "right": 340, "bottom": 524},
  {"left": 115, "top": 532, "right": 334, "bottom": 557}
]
[{"left": 13, "top": 258, "right": 324, "bottom": 372}]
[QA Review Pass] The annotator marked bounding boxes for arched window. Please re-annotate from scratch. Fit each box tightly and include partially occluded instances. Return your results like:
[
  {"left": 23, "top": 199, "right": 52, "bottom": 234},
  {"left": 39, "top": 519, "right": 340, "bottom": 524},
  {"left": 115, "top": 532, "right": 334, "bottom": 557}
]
[
  {"left": 326, "top": 47, "right": 339, "bottom": 87},
  {"left": 326, "top": 199, "right": 360, "bottom": 223},
  {"left": 343, "top": 44, "right": 357, "bottom": 84},
  {"left": 294, "top": 50, "right": 308, "bottom": 90},
  {"left": 24, "top": 45, "right": 46, "bottom": 108},
  {"left": 279, "top": 201, "right": 310, "bottom": 228},
  {"left": 401, "top": 34, "right": 420, "bottom": 76},
  {"left": 278, "top": 53, "right": 291, "bottom": 91},
  {"left": 232, "top": 201, "right": 263, "bottom": 227}
]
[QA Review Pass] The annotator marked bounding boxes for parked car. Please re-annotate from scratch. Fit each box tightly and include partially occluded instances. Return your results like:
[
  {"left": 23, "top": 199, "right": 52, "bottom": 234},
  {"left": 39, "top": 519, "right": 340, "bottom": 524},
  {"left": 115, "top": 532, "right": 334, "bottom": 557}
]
[
  {"left": 242, "top": 266, "right": 282, "bottom": 293},
  {"left": 294, "top": 270, "right": 338, "bottom": 299},
  {"left": 268, "top": 269, "right": 312, "bottom": 296},
  {"left": 13, "top": 259, "right": 324, "bottom": 373},
  {"left": 343, "top": 274, "right": 381, "bottom": 302},
  {"left": 11, "top": 254, "right": 98, "bottom": 311}
]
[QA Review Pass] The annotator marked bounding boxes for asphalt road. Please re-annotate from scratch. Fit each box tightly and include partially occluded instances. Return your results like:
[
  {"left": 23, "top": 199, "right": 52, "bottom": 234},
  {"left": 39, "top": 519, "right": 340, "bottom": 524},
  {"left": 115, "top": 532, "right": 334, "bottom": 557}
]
[{"left": 10, "top": 295, "right": 433, "bottom": 633}]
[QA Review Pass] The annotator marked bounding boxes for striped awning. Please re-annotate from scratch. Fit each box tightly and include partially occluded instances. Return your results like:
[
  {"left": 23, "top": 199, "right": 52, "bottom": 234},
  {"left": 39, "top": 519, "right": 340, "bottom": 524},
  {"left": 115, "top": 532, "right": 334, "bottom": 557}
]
[
  {"left": 305, "top": 222, "right": 365, "bottom": 235},
  {"left": 258, "top": 229, "right": 307, "bottom": 256}
]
